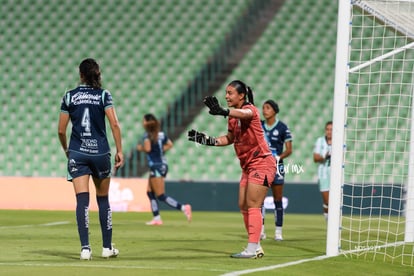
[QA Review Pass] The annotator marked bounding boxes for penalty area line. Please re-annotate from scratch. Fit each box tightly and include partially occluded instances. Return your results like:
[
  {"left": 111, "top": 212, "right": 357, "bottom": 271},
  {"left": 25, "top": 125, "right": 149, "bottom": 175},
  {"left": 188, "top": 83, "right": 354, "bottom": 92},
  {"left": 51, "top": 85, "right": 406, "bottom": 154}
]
[{"left": 220, "top": 254, "right": 331, "bottom": 276}]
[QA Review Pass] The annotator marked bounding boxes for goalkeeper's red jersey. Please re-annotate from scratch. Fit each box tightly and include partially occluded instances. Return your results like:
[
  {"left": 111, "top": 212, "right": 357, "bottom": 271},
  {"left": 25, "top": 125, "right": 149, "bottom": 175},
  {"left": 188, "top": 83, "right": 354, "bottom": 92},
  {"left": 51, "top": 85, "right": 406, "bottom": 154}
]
[{"left": 228, "top": 103, "right": 273, "bottom": 170}]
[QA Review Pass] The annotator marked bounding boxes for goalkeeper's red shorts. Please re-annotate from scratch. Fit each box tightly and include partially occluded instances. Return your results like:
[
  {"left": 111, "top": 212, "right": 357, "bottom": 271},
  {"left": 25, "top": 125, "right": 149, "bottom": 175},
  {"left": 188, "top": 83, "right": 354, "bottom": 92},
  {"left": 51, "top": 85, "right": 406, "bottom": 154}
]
[{"left": 240, "top": 155, "right": 276, "bottom": 188}]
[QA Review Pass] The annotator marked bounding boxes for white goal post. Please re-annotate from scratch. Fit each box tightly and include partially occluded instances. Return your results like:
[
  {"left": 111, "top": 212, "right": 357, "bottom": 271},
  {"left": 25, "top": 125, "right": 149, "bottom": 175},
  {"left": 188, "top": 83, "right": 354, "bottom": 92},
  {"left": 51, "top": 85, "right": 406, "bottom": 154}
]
[{"left": 328, "top": 0, "right": 414, "bottom": 265}]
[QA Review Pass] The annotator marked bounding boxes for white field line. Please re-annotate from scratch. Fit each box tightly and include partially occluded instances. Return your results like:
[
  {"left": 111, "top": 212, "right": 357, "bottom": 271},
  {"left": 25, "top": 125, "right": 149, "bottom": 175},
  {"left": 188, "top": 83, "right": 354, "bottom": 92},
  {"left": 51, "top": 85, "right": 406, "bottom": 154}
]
[
  {"left": 0, "top": 221, "right": 70, "bottom": 229},
  {"left": 219, "top": 255, "right": 331, "bottom": 276}
]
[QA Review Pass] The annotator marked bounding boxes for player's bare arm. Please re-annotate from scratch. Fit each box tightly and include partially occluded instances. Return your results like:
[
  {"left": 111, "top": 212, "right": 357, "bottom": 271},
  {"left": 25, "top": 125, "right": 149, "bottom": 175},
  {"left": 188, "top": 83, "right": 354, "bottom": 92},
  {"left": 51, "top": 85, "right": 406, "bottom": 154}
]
[
  {"left": 163, "top": 139, "right": 173, "bottom": 152},
  {"left": 215, "top": 132, "right": 234, "bottom": 146},
  {"left": 279, "top": 141, "right": 293, "bottom": 160},
  {"left": 58, "top": 112, "right": 70, "bottom": 156},
  {"left": 228, "top": 108, "right": 253, "bottom": 120},
  {"left": 105, "top": 107, "right": 124, "bottom": 168}
]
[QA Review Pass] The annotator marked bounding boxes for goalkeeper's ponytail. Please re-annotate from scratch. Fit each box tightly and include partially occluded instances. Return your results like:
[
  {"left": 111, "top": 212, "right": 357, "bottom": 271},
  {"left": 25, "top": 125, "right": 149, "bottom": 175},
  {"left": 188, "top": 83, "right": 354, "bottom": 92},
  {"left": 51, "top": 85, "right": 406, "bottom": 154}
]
[{"left": 245, "top": 85, "right": 254, "bottom": 105}]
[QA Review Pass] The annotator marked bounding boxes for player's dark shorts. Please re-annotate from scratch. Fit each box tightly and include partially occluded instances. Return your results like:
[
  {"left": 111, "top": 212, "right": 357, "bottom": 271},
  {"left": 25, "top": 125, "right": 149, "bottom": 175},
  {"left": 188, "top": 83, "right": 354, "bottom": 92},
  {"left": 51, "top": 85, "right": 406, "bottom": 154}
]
[
  {"left": 67, "top": 151, "right": 111, "bottom": 181},
  {"left": 272, "top": 163, "right": 285, "bottom": 185},
  {"left": 149, "top": 163, "right": 168, "bottom": 178}
]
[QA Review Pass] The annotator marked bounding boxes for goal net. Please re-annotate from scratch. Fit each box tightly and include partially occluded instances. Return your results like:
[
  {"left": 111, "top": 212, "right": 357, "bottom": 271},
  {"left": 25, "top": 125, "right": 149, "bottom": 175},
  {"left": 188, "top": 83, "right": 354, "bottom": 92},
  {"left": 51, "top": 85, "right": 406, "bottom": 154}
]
[{"left": 328, "top": 0, "right": 414, "bottom": 265}]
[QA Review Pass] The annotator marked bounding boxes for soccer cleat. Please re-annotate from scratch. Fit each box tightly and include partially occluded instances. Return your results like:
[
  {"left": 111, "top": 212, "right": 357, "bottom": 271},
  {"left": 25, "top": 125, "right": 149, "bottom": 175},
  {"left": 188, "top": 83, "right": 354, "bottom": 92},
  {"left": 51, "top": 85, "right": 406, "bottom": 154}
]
[
  {"left": 255, "top": 246, "right": 265, "bottom": 258},
  {"left": 102, "top": 246, "right": 119, "bottom": 258},
  {"left": 145, "top": 219, "right": 163, "bottom": 226},
  {"left": 275, "top": 229, "right": 283, "bottom": 241},
  {"left": 80, "top": 248, "right": 92, "bottom": 260},
  {"left": 230, "top": 249, "right": 259, "bottom": 259},
  {"left": 184, "top": 204, "right": 192, "bottom": 222}
]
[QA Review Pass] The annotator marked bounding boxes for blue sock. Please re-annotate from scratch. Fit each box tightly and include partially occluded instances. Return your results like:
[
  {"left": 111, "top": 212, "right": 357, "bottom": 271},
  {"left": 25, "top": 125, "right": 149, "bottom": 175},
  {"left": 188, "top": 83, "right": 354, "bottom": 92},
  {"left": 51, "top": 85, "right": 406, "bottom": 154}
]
[
  {"left": 76, "top": 192, "right": 90, "bottom": 248},
  {"left": 275, "top": 200, "right": 283, "bottom": 227},
  {"left": 97, "top": 195, "right": 112, "bottom": 249},
  {"left": 147, "top": 192, "right": 160, "bottom": 217},
  {"left": 157, "top": 194, "right": 182, "bottom": 210}
]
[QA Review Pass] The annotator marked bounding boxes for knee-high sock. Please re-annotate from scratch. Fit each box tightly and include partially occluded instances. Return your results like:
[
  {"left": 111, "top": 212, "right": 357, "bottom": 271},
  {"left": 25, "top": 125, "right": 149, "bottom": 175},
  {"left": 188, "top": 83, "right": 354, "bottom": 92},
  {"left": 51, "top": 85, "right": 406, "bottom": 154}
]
[
  {"left": 241, "top": 210, "right": 249, "bottom": 233},
  {"left": 275, "top": 200, "right": 283, "bottom": 227},
  {"left": 76, "top": 192, "right": 90, "bottom": 248},
  {"left": 248, "top": 208, "right": 262, "bottom": 243},
  {"left": 147, "top": 192, "right": 160, "bottom": 217},
  {"left": 97, "top": 195, "right": 112, "bottom": 249},
  {"left": 157, "top": 194, "right": 182, "bottom": 210}
]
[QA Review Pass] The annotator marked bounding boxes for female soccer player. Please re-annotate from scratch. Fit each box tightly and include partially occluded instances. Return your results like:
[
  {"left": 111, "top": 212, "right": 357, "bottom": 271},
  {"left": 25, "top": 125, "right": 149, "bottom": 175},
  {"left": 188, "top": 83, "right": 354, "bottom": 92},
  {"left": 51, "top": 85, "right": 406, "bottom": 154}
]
[
  {"left": 188, "top": 80, "right": 276, "bottom": 259},
  {"left": 313, "top": 121, "right": 332, "bottom": 222},
  {"left": 137, "top": 113, "right": 192, "bottom": 225},
  {"left": 58, "top": 58, "right": 124, "bottom": 260},
  {"left": 260, "top": 100, "right": 292, "bottom": 241}
]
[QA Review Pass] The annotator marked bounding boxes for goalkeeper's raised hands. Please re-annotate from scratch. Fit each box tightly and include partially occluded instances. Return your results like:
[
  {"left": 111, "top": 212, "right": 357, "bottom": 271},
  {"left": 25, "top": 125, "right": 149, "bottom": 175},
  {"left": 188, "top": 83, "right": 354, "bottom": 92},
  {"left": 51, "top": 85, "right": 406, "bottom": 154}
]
[
  {"left": 204, "top": 96, "right": 229, "bottom": 117},
  {"left": 187, "top": 129, "right": 216, "bottom": 146}
]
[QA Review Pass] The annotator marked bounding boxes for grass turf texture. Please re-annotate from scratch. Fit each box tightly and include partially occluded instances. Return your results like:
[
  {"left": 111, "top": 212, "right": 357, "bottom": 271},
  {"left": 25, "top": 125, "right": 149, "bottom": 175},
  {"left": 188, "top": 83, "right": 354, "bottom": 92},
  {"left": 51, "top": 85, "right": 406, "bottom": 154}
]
[{"left": 0, "top": 210, "right": 413, "bottom": 276}]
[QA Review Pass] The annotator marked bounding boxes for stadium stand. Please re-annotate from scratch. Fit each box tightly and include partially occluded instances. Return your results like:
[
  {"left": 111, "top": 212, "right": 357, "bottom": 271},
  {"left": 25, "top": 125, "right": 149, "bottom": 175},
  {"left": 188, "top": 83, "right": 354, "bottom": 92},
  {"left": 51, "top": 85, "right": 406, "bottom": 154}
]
[
  {"left": 167, "top": 0, "right": 339, "bottom": 182},
  {"left": 5, "top": 0, "right": 401, "bottom": 184},
  {"left": 0, "top": 0, "right": 252, "bottom": 177}
]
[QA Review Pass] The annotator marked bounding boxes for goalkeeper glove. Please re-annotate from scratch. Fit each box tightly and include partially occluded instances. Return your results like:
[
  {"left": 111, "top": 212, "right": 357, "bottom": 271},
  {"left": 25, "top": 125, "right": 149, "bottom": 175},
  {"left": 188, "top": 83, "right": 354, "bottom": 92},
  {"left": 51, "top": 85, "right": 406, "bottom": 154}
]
[
  {"left": 187, "top": 129, "right": 216, "bottom": 146},
  {"left": 203, "top": 96, "right": 229, "bottom": 117}
]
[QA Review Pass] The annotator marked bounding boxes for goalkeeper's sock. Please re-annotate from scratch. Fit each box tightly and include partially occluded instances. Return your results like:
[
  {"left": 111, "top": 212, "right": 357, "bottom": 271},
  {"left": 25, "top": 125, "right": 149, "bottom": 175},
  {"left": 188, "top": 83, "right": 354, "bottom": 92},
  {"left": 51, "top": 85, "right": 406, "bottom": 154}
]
[
  {"left": 274, "top": 200, "right": 283, "bottom": 227},
  {"left": 241, "top": 210, "right": 249, "bottom": 233},
  {"left": 97, "top": 195, "right": 112, "bottom": 249},
  {"left": 147, "top": 192, "right": 160, "bottom": 217},
  {"left": 157, "top": 194, "right": 182, "bottom": 210},
  {"left": 76, "top": 192, "right": 90, "bottom": 248},
  {"left": 247, "top": 208, "right": 262, "bottom": 243}
]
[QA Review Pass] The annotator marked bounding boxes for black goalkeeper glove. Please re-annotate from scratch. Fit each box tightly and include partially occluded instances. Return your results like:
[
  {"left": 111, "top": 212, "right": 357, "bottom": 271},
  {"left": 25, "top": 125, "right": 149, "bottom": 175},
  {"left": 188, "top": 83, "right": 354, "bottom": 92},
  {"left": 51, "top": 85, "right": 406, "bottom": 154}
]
[
  {"left": 187, "top": 129, "right": 216, "bottom": 146},
  {"left": 204, "top": 96, "right": 229, "bottom": 117}
]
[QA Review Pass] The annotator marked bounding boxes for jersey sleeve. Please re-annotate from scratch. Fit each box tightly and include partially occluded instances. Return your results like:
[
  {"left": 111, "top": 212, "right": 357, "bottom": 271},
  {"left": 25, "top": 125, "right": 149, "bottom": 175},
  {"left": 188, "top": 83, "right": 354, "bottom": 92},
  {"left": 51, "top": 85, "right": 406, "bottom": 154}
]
[
  {"left": 285, "top": 126, "right": 293, "bottom": 142},
  {"left": 161, "top": 132, "right": 169, "bottom": 145},
  {"left": 102, "top": 90, "right": 114, "bottom": 109},
  {"left": 313, "top": 137, "right": 322, "bottom": 154},
  {"left": 60, "top": 92, "right": 70, "bottom": 113}
]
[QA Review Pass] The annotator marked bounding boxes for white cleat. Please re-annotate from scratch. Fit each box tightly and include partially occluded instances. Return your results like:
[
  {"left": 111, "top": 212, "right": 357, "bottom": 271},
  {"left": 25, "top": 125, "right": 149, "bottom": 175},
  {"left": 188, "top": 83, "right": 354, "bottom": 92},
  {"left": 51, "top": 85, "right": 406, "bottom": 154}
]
[
  {"left": 275, "top": 230, "right": 283, "bottom": 241},
  {"left": 102, "top": 246, "right": 119, "bottom": 258},
  {"left": 80, "top": 249, "right": 92, "bottom": 260},
  {"left": 255, "top": 246, "right": 265, "bottom": 258}
]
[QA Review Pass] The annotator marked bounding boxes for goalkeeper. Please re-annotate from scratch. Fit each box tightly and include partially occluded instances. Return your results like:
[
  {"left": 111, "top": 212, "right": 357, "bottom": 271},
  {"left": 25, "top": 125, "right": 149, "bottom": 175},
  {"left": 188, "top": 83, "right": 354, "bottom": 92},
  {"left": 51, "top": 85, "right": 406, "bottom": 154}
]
[{"left": 188, "top": 80, "right": 276, "bottom": 259}]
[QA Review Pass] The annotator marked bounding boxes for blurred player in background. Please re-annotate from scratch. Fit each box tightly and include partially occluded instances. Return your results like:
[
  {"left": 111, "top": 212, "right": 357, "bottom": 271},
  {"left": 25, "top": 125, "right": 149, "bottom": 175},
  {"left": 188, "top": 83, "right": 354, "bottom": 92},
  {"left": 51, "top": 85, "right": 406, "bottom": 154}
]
[
  {"left": 137, "top": 113, "right": 192, "bottom": 225},
  {"left": 58, "top": 58, "right": 124, "bottom": 260},
  {"left": 313, "top": 121, "right": 332, "bottom": 222},
  {"left": 260, "top": 100, "right": 292, "bottom": 241},
  {"left": 188, "top": 80, "right": 276, "bottom": 259}
]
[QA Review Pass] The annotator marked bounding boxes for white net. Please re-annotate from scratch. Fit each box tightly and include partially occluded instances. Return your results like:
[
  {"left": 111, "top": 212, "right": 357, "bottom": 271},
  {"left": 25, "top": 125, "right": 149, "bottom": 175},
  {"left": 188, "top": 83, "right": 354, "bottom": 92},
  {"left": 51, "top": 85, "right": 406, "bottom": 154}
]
[{"left": 340, "top": 0, "right": 414, "bottom": 264}]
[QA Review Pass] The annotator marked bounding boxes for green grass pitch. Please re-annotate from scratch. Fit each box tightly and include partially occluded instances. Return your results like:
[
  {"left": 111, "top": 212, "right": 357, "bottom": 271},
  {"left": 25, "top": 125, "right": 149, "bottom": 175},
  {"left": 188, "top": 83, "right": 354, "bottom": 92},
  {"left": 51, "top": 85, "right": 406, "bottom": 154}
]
[{"left": 0, "top": 210, "right": 413, "bottom": 276}]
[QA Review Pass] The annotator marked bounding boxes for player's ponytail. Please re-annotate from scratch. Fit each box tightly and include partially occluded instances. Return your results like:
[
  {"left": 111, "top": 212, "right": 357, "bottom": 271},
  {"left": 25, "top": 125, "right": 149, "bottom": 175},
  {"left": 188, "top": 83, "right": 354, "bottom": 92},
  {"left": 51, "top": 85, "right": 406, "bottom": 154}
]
[{"left": 245, "top": 85, "right": 254, "bottom": 105}]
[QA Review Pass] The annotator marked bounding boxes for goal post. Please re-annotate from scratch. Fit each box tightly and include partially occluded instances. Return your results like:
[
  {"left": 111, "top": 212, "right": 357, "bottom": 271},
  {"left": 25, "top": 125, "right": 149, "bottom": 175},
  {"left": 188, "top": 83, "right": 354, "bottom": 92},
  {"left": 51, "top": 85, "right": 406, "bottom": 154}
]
[{"left": 328, "top": 0, "right": 414, "bottom": 264}]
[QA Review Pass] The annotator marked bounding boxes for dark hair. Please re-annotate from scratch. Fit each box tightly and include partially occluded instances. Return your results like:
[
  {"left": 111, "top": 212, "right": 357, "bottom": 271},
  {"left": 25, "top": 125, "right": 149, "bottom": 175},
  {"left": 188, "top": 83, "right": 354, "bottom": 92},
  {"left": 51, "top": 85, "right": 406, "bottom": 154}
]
[
  {"left": 143, "top": 113, "right": 160, "bottom": 142},
  {"left": 264, "top": 99, "right": 279, "bottom": 114},
  {"left": 325, "top": 121, "right": 333, "bottom": 128},
  {"left": 228, "top": 80, "right": 254, "bottom": 105},
  {"left": 79, "top": 58, "right": 102, "bottom": 89}
]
